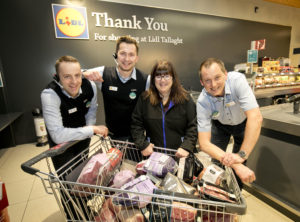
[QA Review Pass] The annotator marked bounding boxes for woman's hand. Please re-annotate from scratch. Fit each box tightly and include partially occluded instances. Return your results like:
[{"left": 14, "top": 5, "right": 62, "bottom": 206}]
[
  {"left": 175, "top": 148, "right": 189, "bottom": 158},
  {"left": 141, "top": 143, "right": 154, "bottom": 156}
]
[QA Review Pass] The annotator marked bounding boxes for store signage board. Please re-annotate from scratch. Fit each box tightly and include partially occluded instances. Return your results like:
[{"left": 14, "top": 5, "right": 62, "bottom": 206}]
[
  {"left": 52, "top": 4, "right": 89, "bottom": 39},
  {"left": 0, "top": 72, "right": 3, "bottom": 87},
  {"left": 247, "top": 50, "right": 258, "bottom": 63}
]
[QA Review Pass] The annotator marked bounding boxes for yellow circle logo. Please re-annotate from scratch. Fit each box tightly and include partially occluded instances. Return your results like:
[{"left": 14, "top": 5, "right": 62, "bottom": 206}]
[{"left": 56, "top": 8, "right": 86, "bottom": 37}]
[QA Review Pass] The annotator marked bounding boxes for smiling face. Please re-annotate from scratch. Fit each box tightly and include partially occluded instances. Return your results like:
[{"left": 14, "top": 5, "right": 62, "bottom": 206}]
[
  {"left": 116, "top": 42, "right": 139, "bottom": 74},
  {"left": 154, "top": 73, "right": 173, "bottom": 96},
  {"left": 200, "top": 62, "right": 227, "bottom": 97},
  {"left": 58, "top": 61, "right": 82, "bottom": 98}
]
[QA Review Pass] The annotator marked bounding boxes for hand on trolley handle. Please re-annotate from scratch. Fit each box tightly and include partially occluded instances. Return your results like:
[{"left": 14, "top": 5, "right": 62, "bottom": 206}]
[
  {"left": 232, "top": 163, "right": 256, "bottom": 184},
  {"left": 92, "top": 125, "right": 108, "bottom": 137},
  {"left": 141, "top": 143, "right": 154, "bottom": 156}
]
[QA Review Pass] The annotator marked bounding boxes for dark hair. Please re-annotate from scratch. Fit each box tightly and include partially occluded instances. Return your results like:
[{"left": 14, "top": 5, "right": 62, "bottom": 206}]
[
  {"left": 55, "top": 55, "right": 80, "bottom": 75},
  {"left": 115, "top": 35, "right": 139, "bottom": 54},
  {"left": 198, "top": 58, "right": 227, "bottom": 80},
  {"left": 145, "top": 60, "right": 188, "bottom": 105}
]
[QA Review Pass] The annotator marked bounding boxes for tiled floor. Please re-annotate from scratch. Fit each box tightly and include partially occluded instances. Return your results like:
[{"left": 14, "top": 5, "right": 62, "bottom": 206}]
[{"left": 0, "top": 137, "right": 293, "bottom": 222}]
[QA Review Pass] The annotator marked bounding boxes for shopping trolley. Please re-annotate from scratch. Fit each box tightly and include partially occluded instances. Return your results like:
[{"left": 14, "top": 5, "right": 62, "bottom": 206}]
[{"left": 21, "top": 135, "right": 246, "bottom": 222}]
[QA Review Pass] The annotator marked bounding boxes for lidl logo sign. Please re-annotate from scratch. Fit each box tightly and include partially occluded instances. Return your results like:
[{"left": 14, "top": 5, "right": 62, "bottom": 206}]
[{"left": 52, "top": 4, "right": 89, "bottom": 39}]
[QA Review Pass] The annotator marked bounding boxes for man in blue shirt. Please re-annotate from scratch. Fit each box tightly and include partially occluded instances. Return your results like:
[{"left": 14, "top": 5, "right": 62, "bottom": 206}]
[
  {"left": 197, "top": 58, "right": 263, "bottom": 185},
  {"left": 41, "top": 55, "right": 108, "bottom": 220}
]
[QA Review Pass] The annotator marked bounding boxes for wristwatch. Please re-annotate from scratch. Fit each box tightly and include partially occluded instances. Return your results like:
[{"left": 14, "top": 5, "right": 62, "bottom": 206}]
[{"left": 238, "top": 150, "right": 247, "bottom": 160}]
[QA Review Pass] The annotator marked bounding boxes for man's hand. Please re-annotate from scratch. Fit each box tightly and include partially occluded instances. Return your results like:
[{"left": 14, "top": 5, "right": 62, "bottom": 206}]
[
  {"left": 175, "top": 148, "right": 189, "bottom": 158},
  {"left": 221, "top": 153, "right": 245, "bottom": 166},
  {"left": 93, "top": 125, "right": 108, "bottom": 137},
  {"left": 141, "top": 143, "right": 154, "bottom": 156},
  {"left": 232, "top": 164, "right": 256, "bottom": 183},
  {"left": 83, "top": 70, "right": 104, "bottom": 82}
]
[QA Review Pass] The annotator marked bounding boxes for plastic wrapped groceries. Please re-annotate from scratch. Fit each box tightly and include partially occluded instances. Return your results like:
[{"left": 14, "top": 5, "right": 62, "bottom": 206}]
[
  {"left": 197, "top": 164, "right": 226, "bottom": 186},
  {"left": 198, "top": 183, "right": 236, "bottom": 203},
  {"left": 113, "top": 175, "right": 157, "bottom": 208},
  {"left": 143, "top": 152, "right": 178, "bottom": 177},
  {"left": 111, "top": 170, "right": 136, "bottom": 188},
  {"left": 77, "top": 148, "right": 122, "bottom": 186},
  {"left": 160, "top": 172, "right": 196, "bottom": 195}
]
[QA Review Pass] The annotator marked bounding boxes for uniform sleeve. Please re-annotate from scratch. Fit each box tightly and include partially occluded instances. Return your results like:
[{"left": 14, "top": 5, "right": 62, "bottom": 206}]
[
  {"left": 180, "top": 95, "right": 198, "bottom": 152},
  {"left": 41, "top": 89, "right": 94, "bottom": 144},
  {"left": 85, "top": 81, "right": 98, "bottom": 126},
  {"left": 234, "top": 74, "right": 258, "bottom": 111},
  {"left": 88, "top": 66, "right": 105, "bottom": 90},
  {"left": 131, "top": 95, "right": 150, "bottom": 151},
  {"left": 197, "top": 94, "right": 213, "bottom": 132}
]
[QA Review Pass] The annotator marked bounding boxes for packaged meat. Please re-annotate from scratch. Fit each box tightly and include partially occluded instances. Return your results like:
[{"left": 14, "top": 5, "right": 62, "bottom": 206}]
[
  {"left": 117, "top": 209, "right": 145, "bottom": 222},
  {"left": 136, "top": 160, "right": 147, "bottom": 175},
  {"left": 96, "top": 198, "right": 118, "bottom": 222},
  {"left": 197, "top": 164, "right": 226, "bottom": 186},
  {"left": 113, "top": 175, "right": 157, "bottom": 208},
  {"left": 77, "top": 148, "right": 122, "bottom": 186},
  {"left": 76, "top": 153, "right": 109, "bottom": 185},
  {"left": 111, "top": 170, "right": 136, "bottom": 189},
  {"left": 144, "top": 152, "right": 178, "bottom": 177},
  {"left": 160, "top": 172, "right": 196, "bottom": 195},
  {"left": 171, "top": 202, "right": 197, "bottom": 222},
  {"left": 177, "top": 154, "right": 203, "bottom": 184},
  {"left": 149, "top": 189, "right": 200, "bottom": 222},
  {"left": 107, "top": 148, "right": 123, "bottom": 170},
  {"left": 198, "top": 183, "right": 236, "bottom": 203},
  {"left": 202, "top": 212, "right": 235, "bottom": 222}
]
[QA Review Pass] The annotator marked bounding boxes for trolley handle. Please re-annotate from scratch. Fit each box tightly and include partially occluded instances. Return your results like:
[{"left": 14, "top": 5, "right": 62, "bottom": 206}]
[{"left": 21, "top": 140, "right": 80, "bottom": 175}]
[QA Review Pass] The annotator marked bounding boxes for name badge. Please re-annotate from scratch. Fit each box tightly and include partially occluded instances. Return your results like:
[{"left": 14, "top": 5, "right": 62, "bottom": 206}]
[
  {"left": 109, "top": 86, "right": 118, "bottom": 91},
  {"left": 226, "top": 101, "right": 236, "bottom": 107},
  {"left": 68, "top": 107, "right": 77, "bottom": 114},
  {"left": 212, "top": 111, "right": 220, "bottom": 119}
]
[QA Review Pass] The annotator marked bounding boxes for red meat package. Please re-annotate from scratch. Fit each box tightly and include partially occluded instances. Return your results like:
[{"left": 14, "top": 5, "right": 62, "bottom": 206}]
[
  {"left": 77, "top": 153, "right": 109, "bottom": 185},
  {"left": 171, "top": 202, "right": 197, "bottom": 222},
  {"left": 95, "top": 198, "right": 118, "bottom": 222},
  {"left": 77, "top": 148, "right": 122, "bottom": 185}
]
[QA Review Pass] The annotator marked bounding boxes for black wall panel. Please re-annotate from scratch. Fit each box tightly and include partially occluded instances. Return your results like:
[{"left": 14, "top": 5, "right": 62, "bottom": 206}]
[{"left": 0, "top": 0, "right": 291, "bottom": 144}]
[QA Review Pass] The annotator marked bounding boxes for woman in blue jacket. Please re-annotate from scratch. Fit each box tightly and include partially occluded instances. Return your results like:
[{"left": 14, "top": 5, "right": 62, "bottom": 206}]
[{"left": 131, "top": 60, "right": 197, "bottom": 158}]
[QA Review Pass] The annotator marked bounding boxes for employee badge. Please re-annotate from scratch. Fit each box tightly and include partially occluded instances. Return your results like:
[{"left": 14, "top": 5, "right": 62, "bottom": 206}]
[
  {"left": 212, "top": 111, "right": 220, "bottom": 119},
  {"left": 129, "top": 91, "right": 137, "bottom": 100},
  {"left": 226, "top": 101, "right": 236, "bottom": 107},
  {"left": 86, "top": 101, "right": 91, "bottom": 108}
]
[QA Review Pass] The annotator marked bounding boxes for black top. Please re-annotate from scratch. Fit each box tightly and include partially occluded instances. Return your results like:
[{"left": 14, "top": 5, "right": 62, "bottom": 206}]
[
  {"left": 131, "top": 93, "right": 198, "bottom": 152},
  {"left": 101, "top": 67, "right": 148, "bottom": 137},
  {"left": 46, "top": 79, "right": 94, "bottom": 147}
]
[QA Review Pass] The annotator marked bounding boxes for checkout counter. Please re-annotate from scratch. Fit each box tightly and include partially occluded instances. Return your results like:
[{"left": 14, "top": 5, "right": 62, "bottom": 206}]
[{"left": 246, "top": 102, "right": 300, "bottom": 220}]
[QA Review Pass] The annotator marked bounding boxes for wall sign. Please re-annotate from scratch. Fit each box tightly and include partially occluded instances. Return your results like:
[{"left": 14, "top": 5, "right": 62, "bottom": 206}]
[
  {"left": 52, "top": 4, "right": 89, "bottom": 39},
  {"left": 247, "top": 50, "right": 258, "bottom": 63}
]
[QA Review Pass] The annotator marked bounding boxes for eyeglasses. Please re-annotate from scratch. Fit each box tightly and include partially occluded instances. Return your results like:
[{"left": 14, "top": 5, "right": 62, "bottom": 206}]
[{"left": 155, "top": 74, "right": 172, "bottom": 81}]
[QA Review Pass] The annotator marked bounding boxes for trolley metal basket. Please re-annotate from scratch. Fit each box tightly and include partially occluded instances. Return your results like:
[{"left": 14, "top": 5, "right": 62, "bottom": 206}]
[{"left": 21, "top": 136, "right": 246, "bottom": 222}]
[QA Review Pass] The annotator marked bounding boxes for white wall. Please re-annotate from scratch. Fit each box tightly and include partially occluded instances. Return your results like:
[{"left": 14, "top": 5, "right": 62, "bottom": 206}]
[{"left": 102, "top": 0, "right": 300, "bottom": 67}]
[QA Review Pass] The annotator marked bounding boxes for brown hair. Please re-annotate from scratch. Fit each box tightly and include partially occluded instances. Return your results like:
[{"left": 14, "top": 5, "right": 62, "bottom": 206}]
[
  {"left": 115, "top": 35, "right": 139, "bottom": 54},
  {"left": 145, "top": 60, "right": 188, "bottom": 105},
  {"left": 198, "top": 58, "right": 227, "bottom": 80},
  {"left": 55, "top": 55, "right": 80, "bottom": 74}
]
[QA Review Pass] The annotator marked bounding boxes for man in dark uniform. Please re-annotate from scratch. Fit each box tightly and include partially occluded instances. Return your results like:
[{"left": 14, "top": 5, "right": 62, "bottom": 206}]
[
  {"left": 41, "top": 55, "right": 108, "bottom": 220},
  {"left": 83, "top": 36, "right": 150, "bottom": 143}
]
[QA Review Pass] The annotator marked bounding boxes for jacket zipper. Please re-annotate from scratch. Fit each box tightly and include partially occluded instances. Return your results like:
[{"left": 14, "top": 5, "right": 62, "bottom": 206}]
[{"left": 160, "top": 101, "right": 174, "bottom": 152}]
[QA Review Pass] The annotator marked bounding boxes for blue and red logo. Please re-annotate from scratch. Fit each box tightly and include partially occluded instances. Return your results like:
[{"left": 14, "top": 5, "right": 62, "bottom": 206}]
[{"left": 52, "top": 4, "right": 89, "bottom": 39}]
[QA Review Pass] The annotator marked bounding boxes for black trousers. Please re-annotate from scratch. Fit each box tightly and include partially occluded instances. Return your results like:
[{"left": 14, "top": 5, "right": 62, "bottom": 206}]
[
  {"left": 51, "top": 138, "right": 91, "bottom": 220},
  {"left": 211, "top": 119, "right": 247, "bottom": 189}
]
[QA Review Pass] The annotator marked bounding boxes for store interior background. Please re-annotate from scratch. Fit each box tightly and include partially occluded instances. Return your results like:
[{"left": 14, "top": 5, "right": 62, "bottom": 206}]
[
  {"left": 1, "top": 0, "right": 300, "bottom": 146},
  {"left": 0, "top": 0, "right": 300, "bottom": 221}
]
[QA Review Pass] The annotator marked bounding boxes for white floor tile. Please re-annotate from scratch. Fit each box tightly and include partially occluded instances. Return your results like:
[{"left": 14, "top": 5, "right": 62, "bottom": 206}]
[
  {"left": 243, "top": 195, "right": 293, "bottom": 222},
  {"left": 5, "top": 177, "right": 34, "bottom": 205},
  {"left": 22, "top": 195, "right": 65, "bottom": 222},
  {"left": 7, "top": 201, "right": 27, "bottom": 222}
]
